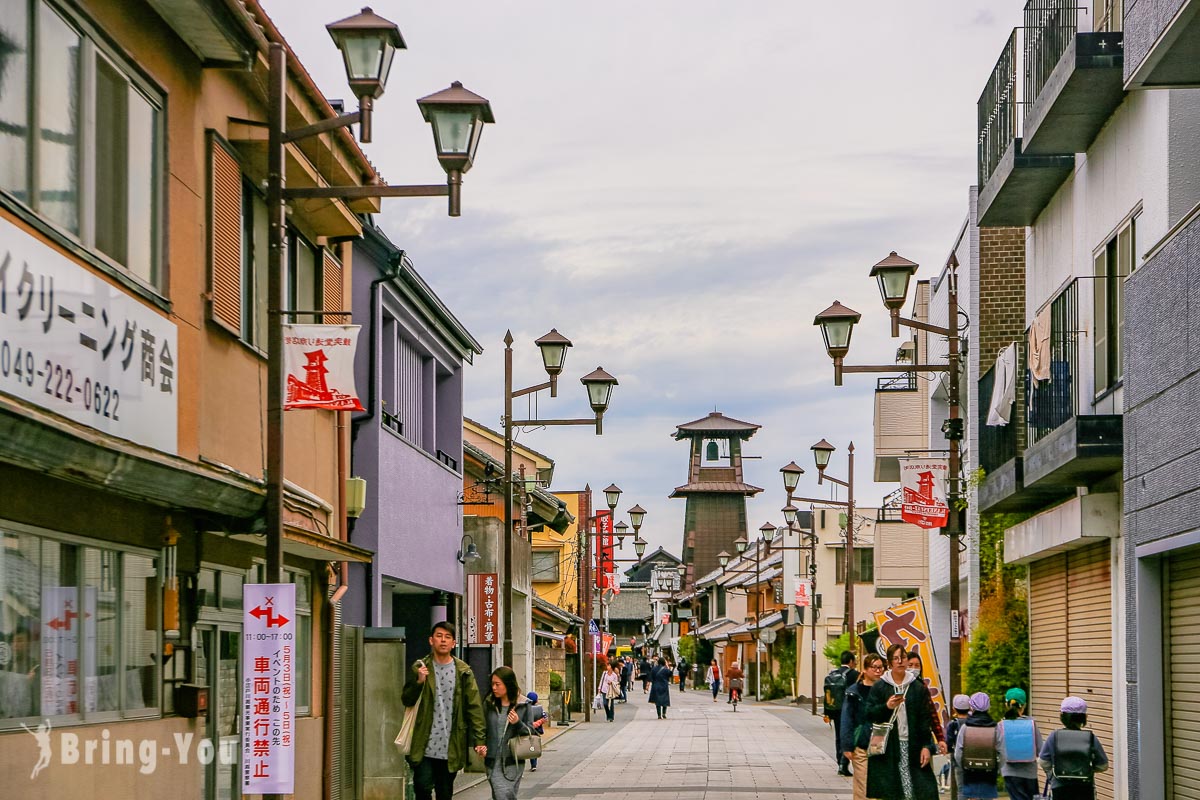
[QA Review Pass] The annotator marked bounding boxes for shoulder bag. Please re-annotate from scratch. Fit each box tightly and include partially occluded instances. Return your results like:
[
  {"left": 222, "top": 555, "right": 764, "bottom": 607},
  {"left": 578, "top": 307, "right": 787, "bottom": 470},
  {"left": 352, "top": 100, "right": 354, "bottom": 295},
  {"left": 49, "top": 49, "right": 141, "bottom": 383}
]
[
  {"left": 394, "top": 663, "right": 426, "bottom": 756},
  {"left": 868, "top": 701, "right": 903, "bottom": 757}
]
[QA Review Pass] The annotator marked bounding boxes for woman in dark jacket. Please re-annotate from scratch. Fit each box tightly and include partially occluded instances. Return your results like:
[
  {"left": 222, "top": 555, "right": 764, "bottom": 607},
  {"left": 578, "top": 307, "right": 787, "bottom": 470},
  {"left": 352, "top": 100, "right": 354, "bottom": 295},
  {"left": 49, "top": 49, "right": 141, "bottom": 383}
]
[
  {"left": 648, "top": 657, "right": 673, "bottom": 719},
  {"left": 841, "top": 652, "right": 884, "bottom": 800},
  {"left": 484, "top": 666, "right": 542, "bottom": 800},
  {"left": 866, "top": 643, "right": 939, "bottom": 800}
]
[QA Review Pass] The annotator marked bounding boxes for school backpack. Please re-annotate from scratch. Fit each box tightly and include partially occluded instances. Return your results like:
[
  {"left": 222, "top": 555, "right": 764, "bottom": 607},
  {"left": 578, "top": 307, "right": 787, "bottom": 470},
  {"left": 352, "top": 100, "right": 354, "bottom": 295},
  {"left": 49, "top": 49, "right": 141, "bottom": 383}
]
[
  {"left": 823, "top": 667, "right": 848, "bottom": 714},
  {"left": 1001, "top": 717, "right": 1038, "bottom": 763},
  {"left": 1053, "top": 729, "right": 1096, "bottom": 781},
  {"left": 961, "top": 724, "right": 999, "bottom": 771}
]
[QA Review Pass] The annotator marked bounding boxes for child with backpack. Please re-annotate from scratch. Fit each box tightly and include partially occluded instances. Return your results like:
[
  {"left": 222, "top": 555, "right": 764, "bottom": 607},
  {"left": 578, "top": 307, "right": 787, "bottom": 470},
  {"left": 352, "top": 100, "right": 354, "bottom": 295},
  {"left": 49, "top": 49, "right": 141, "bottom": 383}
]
[
  {"left": 525, "top": 691, "right": 548, "bottom": 772},
  {"left": 943, "top": 694, "right": 970, "bottom": 792},
  {"left": 954, "top": 692, "right": 999, "bottom": 799},
  {"left": 1038, "top": 696, "right": 1109, "bottom": 800},
  {"left": 996, "top": 687, "right": 1042, "bottom": 800}
]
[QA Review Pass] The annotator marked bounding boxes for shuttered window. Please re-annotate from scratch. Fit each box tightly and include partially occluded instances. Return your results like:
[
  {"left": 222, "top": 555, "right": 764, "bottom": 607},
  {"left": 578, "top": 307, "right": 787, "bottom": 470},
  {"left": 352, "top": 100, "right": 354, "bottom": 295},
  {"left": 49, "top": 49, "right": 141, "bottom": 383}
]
[
  {"left": 1165, "top": 547, "right": 1200, "bottom": 800},
  {"left": 323, "top": 249, "right": 346, "bottom": 324},
  {"left": 208, "top": 135, "right": 242, "bottom": 333}
]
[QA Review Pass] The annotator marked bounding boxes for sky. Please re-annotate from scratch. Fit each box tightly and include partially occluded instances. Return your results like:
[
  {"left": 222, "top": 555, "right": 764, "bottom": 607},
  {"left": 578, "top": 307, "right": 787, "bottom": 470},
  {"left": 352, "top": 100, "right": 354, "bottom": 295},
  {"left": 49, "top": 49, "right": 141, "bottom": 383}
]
[{"left": 264, "top": 1, "right": 1021, "bottom": 559}]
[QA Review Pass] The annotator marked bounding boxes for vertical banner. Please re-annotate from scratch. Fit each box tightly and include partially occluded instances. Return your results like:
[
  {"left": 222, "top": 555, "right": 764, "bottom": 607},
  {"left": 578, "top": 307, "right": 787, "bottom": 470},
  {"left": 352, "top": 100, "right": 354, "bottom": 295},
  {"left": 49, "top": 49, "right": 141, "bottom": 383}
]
[
  {"left": 794, "top": 581, "right": 811, "bottom": 607},
  {"left": 594, "top": 510, "right": 613, "bottom": 589},
  {"left": 282, "top": 324, "right": 364, "bottom": 411},
  {"left": 899, "top": 459, "right": 950, "bottom": 529},
  {"left": 242, "top": 583, "right": 296, "bottom": 795},
  {"left": 873, "top": 598, "right": 948, "bottom": 724},
  {"left": 466, "top": 573, "right": 499, "bottom": 645},
  {"left": 40, "top": 587, "right": 97, "bottom": 715}
]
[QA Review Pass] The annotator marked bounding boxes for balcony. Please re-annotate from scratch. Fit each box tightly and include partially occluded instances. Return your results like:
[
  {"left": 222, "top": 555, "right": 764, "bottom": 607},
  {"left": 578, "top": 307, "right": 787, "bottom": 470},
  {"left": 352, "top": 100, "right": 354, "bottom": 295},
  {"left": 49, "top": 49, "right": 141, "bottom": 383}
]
[
  {"left": 874, "top": 513, "right": 929, "bottom": 599},
  {"left": 1021, "top": 0, "right": 1124, "bottom": 156},
  {"left": 977, "top": 355, "right": 1026, "bottom": 513},
  {"left": 977, "top": 28, "right": 1076, "bottom": 227},
  {"left": 873, "top": 372, "right": 927, "bottom": 483},
  {"left": 1125, "top": 0, "right": 1200, "bottom": 88}
]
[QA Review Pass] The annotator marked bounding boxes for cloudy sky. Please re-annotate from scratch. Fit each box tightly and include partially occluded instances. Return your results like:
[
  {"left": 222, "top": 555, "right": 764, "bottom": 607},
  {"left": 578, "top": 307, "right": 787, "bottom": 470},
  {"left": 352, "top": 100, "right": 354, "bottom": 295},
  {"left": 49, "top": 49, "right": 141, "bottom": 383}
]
[{"left": 265, "top": 1, "right": 1019, "bottom": 557}]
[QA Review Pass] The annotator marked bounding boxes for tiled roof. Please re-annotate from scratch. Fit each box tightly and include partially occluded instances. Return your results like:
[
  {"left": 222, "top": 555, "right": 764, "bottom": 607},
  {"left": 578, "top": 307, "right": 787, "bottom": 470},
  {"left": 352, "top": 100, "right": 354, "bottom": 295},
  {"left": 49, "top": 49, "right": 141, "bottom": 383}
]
[
  {"left": 595, "top": 586, "right": 652, "bottom": 622},
  {"left": 673, "top": 411, "right": 761, "bottom": 439},
  {"left": 669, "top": 481, "right": 763, "bottom": 497}
]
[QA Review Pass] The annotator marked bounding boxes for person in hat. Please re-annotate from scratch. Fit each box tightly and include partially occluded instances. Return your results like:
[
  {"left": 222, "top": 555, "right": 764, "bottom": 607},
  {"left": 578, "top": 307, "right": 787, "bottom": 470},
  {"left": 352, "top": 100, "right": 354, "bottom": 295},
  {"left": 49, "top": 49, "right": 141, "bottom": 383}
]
[
  {"left": 942, "top": 694, "right": 971, "bottom": 792},
  {"left": 1038, "top": 697, "right": 1108, "bottom": 800},
  {"left": 996, "top": 688, "right": 1042, "bottom": 800},
  {"left": 524, "top": 691, "right": 547, "bottom": 772},
  {"left": 953, "top": 692, "right": 999, "bottom": 799}
]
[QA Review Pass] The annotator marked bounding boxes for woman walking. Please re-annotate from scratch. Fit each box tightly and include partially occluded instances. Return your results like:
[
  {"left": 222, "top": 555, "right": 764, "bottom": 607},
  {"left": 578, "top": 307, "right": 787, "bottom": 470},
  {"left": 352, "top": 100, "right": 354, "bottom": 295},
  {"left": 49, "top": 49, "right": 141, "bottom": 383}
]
[
  {"left": 906, "top": 651, "right": 947, "bottom": 755},
  {"left": 598, "top": 662, "right": 621, "bottom": 722},
  {"left": 484, "top": 667, "right": 542, "bottom": 800},
  {"left": 705, "top": 659, "right": 722, "bottom": 703},
  {"left": 841, "top": 652, "right": 884, "bottom": 800},
  {"left": 865, "top": 643, "right": 939, "bottom": 800},
  {"left": 996, "top": 688, "right": 1042, "bottom": 800},
  {"left": 648, "top": 657, "right": 673, "bottom": 719}
]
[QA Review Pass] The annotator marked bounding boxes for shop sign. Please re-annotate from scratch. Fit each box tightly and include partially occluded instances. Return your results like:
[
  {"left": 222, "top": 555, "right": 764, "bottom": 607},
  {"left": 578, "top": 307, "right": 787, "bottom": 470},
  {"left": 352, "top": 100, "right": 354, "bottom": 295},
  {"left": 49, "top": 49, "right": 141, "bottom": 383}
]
[
  {"left": 594, "top": 510, "right": 613, "bottom": 588},
  {"left": 282, "top": 324, "right": 364, "bottom": 411},
  {"left": 794, "top": 581, "right": 811, "bottom": 607},
  {"left": 873, "top": 598, "right": 948, "bottom": 725},
  {"left": 242, "top": 583, "right": 295, "bottom": 795},
  {"left": 0, "top": 216, "right": 178, "bottom": 452},
  {"left": 899, "top": 459, "right": 950, "bottom": 528},
  {"left": 466, "top": 573, "right": 499, "bottom": 645}
]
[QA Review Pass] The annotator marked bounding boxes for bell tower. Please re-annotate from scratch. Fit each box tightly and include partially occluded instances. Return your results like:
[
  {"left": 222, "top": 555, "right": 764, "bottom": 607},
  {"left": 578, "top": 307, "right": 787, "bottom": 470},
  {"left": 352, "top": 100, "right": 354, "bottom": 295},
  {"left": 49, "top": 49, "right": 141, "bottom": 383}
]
[{"left": 670, "top": 411, "right": 763, "bottom": 582}]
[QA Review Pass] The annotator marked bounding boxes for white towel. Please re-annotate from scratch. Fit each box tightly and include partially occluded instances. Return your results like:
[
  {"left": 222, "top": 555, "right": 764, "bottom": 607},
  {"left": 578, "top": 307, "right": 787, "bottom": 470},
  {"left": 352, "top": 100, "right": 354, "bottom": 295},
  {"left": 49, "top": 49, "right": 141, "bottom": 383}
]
[
  {"left": 1028, "top": 306, "right": 1052, "bottom": 383},
  {"left": 987, "top": 342, "right": 1017, "bottom": 426}
]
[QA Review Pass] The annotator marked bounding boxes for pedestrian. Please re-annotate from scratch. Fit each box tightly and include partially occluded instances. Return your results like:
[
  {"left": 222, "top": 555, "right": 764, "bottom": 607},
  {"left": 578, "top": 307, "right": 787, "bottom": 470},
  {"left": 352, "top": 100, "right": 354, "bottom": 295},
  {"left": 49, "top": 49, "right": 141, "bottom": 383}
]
[
  {"left": 483, "top": 666, "right": 542, "bottom": 800},
  {"left": 954, "top": 692, "right": 999, "bottom": 799},
  {"left": 997, "top": 687, "right": 1042, "bottom": 800},
  {"left": 598, "top": 661, "right": 621, "bottom": 722},
  {"left": 726, "top": 661, "right": 745, "bottom": 704},
  {"left": 943, "top": 694, "right": 970, "bottom": 792},
  {"left": 524, "top": 691, "right": 547, "bottom": 772},
  {"left": 825, "top": 650, "right": 859, "bottom": 776},
  {"left": 620, "top": 657, "right": 633, "bottom": 702},
  {"left": 676, "top": 656, "right": 690, "bottom": 692},
  {"left": 1038, "top": 697, "right": 1109, "bottom": 800},
  {"left": 706, "top": 659, "right": 722, "bottom": 703},
  {"left": 841, "top": 652, "right": 884, "bottom": 800},
  {"left": 906, "top": 651, "right": 947, "bottom": 755},
  {"left": 649, "top": 656, "right": 673, "bottom": 719},
  {"left": 865, "top": 643, "right": 939, "bottom": 800},
  {"left": 401, "top": 621, "right": 487, "bottom": 800},
  {"left": 639, "top": 656, "right": 652, "bottom": 694}
]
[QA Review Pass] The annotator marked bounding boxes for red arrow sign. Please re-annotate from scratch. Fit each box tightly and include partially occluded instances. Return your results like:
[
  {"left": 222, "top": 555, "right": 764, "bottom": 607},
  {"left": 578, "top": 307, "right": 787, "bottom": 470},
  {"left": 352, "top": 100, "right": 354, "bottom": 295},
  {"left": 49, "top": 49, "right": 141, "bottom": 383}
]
[{"left": 250, "top": 605, "right": 290, "bottom": 628}]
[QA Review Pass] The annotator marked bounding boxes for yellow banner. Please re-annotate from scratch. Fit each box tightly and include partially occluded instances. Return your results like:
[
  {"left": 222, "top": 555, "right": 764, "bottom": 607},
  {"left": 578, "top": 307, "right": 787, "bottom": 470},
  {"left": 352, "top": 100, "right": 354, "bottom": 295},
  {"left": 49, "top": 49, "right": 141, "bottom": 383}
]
[{"left": 872, "top": 598, "right": 948, "bottom": 725}]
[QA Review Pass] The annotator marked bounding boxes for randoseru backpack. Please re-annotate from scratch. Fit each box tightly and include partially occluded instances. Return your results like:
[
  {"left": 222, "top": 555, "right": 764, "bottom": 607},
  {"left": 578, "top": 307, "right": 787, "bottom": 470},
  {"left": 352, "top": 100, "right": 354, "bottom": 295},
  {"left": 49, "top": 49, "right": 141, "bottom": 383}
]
[
  {"left": 823, "top": 667, "right": 848, "bottom": 714},
  {"left": 1001, "top": 717, "right": 1038, "bottom": 763},
  {"left": 961, "top": 725, "right": 999, "bottom": 771},
  {"left": 1053, "top": 729, "right": 1096, "bottom": 781}
]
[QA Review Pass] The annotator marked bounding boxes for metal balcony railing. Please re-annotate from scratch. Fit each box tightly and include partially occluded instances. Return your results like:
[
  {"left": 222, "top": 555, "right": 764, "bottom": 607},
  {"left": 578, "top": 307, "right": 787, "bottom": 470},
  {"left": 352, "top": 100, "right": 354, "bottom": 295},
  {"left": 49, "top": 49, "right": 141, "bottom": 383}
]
[
  {"left": 876, "top": 373, "right": 917, "bottom": 392},
  {"left": 978, "top": 356, "right": 1019, "bottom": 473},
  {"left": 1027, "top": 280, "right": 1078, "bottom": 446},
  {"left": 978, "top": 28, "right": 1023, "bottom": 187},
  {"left": 1024, "top": 0, "right": 1079, "bottom": 110}
]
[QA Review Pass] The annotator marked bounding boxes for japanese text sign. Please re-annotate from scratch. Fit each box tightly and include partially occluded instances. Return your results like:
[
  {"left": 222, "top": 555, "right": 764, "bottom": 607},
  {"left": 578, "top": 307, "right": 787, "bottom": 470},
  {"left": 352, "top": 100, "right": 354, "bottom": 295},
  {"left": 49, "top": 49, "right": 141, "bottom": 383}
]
[
  {"left": 594, "top": 510, "right": 613, "bottom": 589},
  {"left": 0, "top": 216, "right": 178, "bottom": 452},
  {"left": 242, "top": 583, "right": 296, "bottom": 795},
  {"left": 40, "top": 586, "right": 98, "bottom": 715},
  {"left": 466, "top": 573, "right": 499, "bottom": 645},
  {"left": 899, "top": 459, "right": 950, "bottom": 529},
  {"left": 282, "top": 324, "right": 364, "bottom": 411},
  {"left": 872, "top": 598, "right": 948, "bottom": 725}
]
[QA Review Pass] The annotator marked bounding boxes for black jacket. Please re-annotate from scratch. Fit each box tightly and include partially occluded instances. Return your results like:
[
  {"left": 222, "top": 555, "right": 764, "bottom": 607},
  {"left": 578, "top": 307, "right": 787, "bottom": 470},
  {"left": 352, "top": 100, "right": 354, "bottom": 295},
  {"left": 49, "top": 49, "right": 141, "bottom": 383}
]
[{"left": 840, "top": 680, "right": 872, "bottom": 752}]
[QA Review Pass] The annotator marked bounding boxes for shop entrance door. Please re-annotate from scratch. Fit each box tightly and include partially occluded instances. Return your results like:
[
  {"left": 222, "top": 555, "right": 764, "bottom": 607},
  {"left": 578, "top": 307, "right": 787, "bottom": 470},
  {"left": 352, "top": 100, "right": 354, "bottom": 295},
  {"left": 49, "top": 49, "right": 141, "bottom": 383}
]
[{"left": 196, "top": 625, "right": 241, "bottom": 800}]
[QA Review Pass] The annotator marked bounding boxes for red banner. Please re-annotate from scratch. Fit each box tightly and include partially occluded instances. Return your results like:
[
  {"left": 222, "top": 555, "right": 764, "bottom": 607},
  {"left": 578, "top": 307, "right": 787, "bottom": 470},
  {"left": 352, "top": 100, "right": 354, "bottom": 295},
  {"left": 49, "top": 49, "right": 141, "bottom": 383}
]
[
  {"left": 282, "top": 324, "right": 364, "bottom": 411},
  {"left": 466, "top": 573, "right": 499, "bottom": 645},
  {"left": 594, "top": 510, "right": 613, "bottom": 589},
  {"left": 899, "top": 459, "right": 950, "bottom": 529}
]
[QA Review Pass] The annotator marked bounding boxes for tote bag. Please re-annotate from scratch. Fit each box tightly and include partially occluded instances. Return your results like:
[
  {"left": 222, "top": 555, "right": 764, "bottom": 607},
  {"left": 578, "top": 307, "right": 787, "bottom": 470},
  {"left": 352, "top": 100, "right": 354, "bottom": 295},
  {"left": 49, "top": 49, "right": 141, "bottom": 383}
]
[{"left": 394, "top": 692, "right": 422, "bottom": 756}]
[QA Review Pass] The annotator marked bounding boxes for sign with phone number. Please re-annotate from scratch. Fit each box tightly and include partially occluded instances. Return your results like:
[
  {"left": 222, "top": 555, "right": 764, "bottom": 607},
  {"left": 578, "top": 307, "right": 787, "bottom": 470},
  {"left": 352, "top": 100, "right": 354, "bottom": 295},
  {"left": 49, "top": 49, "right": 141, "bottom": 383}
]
[{"left": 0, "top": 215, "right": 177, "bottom": 453}]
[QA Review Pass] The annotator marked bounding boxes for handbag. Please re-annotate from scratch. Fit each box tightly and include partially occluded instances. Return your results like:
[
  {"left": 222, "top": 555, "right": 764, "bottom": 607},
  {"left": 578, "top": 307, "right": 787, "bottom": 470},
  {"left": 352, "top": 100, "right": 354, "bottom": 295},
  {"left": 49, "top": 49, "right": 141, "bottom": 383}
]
[
  {"left": 509, "top": 722, "right": 543, "bottom": 761},
  {"left": 868, "top": 703, "right": 902, "bottom": 757},
  {"left": 394, "top": 691, "right": 422, "bottom": 756}
]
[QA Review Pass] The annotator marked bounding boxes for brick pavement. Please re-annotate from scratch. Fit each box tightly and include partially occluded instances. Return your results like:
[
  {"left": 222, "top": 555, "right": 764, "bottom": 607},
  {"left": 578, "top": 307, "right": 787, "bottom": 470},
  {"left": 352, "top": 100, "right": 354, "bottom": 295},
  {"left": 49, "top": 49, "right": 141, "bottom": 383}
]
[{"left": 455, "top": 687, "right": 852, "bottom": 799}]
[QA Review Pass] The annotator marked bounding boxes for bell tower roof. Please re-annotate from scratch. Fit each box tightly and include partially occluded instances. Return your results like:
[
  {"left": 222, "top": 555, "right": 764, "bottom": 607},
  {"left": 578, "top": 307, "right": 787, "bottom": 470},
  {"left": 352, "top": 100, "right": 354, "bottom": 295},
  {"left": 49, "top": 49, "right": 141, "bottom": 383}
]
[{"left": 672, "top": 411, "right": 761, "bottom": 441}]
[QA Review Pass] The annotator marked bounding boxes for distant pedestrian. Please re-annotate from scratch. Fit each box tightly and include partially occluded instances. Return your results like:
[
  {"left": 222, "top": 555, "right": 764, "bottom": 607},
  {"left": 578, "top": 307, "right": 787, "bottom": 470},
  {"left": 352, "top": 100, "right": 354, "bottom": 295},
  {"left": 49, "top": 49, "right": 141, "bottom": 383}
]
[
  {"left": 954, "top": 692, "right": 999, "bottom": 799},
  {"left": 943, "top": 694, "right": 970, "bottom": 792},
  {"left": 524, "top": 691, "right": 547, "bottom": 772},
  {"left": 706, "top": 659, "right": 722, "bottom": 703},
  {"left": 1038, "top": 697, "right": 1108, "bottom": 800},
  {"left": 401, "top": 622, "right": 487, "bottom": 800},
  {"left": 865, "top": 643, "right": 939, "bottom": 800},
  {"left": 649, "top": 657, "right": 673, "bottom": 719},
  {"left": 676, "top": 657, "right": 690, "bottom": 692},
  {"left": 841, "top": 652, "right": 884, "bottom": 799},
  {"left": 620, "top": 657, "right": 633, "bottom": 702},
  {"left": 483, "top": 666, "right": 542, "bottom": 800},
  {"left": 727, "top": 662, "right": 745, "bottom": 704},
  {"left": 997, "top": 688, "right": 1042, "bottom": 800},
  {"left": 598, "top": 662, "right": 621, "bottom": 722},
  {"left": 639, "top": 656, "right": 652, "bottom": 693}
]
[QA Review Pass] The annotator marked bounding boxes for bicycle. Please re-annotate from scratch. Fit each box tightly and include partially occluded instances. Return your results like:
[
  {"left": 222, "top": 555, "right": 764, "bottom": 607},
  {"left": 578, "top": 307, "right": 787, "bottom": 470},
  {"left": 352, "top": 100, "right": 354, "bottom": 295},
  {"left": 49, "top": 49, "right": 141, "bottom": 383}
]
[{"left": 729, "top": 678, "right": 744, "bottom": 712}]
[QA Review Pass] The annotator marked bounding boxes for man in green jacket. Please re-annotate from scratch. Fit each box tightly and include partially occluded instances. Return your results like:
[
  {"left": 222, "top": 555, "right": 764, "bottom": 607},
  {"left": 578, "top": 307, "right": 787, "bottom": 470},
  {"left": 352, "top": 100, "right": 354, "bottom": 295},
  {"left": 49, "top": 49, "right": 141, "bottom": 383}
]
[{"left": 402, "top": 621, "right": 487, "bottom": 800}]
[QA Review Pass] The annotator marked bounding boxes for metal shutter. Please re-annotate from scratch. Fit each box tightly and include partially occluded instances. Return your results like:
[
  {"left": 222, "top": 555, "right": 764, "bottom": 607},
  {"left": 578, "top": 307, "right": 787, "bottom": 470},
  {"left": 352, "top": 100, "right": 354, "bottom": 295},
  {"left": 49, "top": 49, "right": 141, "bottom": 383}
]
[
  {"left": 1066, "top": 542, "right": 1113, "bottom": 800},
  {"left": 1167, "top": 547, "right": 1200, "bottom": 800},
  {"left": 207, "top": 134, "right": 242, "bottom": 333},
  {"left": 322, "top": 248, "right": 347, "bottom": 324},
  {"left": 1029, "top": 554, "right": 1069, "bottom": 734}
]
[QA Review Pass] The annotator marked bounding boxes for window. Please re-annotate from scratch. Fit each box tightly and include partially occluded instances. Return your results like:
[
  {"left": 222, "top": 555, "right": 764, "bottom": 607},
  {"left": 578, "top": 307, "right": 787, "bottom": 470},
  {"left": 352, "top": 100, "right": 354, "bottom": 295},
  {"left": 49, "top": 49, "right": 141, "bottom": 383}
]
[
  {"left": 287, "top": 232, "right": 321, "bottom": 324},
  {"left": 1093, "top": 216, "right": 1134, "bottom": 395},
  {"left": 0, "top": 1, "right": 163, "bottom": 287},
  {"left": 0, "top": 527, "right": 160, "bottom": 726},
  {"left": 835, "top": 547, "right": 875, "bottom": 584},
  {"left": 532, "top": 549, "right": 562, "bottom": 583},
  {"left": 716, "top": 586, "right": 726, "bottom": 617}
]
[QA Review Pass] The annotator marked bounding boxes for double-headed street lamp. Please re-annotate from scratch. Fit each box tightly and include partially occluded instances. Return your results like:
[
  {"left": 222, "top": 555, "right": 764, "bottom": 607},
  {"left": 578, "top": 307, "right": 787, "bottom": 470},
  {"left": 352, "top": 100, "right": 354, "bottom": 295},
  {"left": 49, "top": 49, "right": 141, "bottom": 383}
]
[
  {"left": 813, "top": 250, "right": 964, "bottom": 697},
  {"left": 503, "top": 330, "right": 619, "bottom": 667},
  {"left": 718, "top": 523, "right": 773, "bottom": 701},
  {"left": 777, "top": 501, "right": 822, "bottom": 715},
  {"left": 265, "top": 10, "right": 492, "bottom": 586},
  {"left": 782, "top": 441, "right": 858, "bottom": 648}
]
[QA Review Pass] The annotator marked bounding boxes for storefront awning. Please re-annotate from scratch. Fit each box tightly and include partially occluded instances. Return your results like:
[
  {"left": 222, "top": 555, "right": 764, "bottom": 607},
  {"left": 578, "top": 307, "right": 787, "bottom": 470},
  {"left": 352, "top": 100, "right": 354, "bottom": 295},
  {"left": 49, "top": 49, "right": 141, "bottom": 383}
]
[{"left": 533, "top": 629, "right": 567, "bottom": 641}]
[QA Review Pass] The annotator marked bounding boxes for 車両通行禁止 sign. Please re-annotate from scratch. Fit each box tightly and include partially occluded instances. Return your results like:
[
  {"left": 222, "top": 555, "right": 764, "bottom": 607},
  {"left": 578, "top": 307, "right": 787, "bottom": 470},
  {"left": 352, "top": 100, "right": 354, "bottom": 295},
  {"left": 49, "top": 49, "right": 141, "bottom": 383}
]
[{"left": 242, "top": 583, "right": 296, "bottom": 795}]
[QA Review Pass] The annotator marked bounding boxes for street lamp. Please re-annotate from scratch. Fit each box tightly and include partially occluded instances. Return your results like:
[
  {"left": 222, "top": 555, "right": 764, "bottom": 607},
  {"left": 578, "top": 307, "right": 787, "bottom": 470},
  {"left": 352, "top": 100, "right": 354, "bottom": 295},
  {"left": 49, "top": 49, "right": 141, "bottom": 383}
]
[
  {"left": 814, "top": 250, "right": 965, "bottom": 698},
  {"left": 771, "top": 496, "right": 822, "bottom": 716},
  {"left": 263, "top": 11, "right": 493, "bottom": 621},
  {"left": 720, "top": 528, "right": 772, "bottom": 701},
  {"left": 503, "top": 332, "right": 618, "bottom": 668},
  {"left": 604, "top": 483, "right": 623, "bottom": 511}
]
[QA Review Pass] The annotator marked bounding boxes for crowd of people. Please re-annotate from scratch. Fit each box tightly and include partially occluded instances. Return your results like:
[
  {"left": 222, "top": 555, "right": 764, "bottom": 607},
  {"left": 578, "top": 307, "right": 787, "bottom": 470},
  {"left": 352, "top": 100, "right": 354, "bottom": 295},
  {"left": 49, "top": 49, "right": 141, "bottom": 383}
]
[{"left": 833, "top": 643, "right": 1109, "bottom": 800}]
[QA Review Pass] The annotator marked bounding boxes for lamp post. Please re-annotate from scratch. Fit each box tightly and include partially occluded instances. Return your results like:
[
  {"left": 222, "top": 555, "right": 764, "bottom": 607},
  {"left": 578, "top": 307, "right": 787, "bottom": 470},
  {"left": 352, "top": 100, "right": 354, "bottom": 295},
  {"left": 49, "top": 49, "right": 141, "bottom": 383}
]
[
  {"left": 722, "top": 525, "right": 771, "bottom": 702},
  {"left": 456, "top": 535, "right": 482, "bottom": 659},
  {"left": 814, "top": 250, "right": 964, "bottom": 697},
  {"left": 778, "top": 497, "right": 822, "bottom": 716},
  {"left": 502, "top": 329, "right": 617, "bottom": 669}
]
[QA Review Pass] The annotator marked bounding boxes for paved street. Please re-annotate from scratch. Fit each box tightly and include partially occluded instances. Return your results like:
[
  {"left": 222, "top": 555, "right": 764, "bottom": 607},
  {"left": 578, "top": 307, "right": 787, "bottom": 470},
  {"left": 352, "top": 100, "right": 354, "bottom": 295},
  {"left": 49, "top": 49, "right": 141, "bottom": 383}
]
[{"left": 456, "top": 689, "right": 851, "bottom": 799}]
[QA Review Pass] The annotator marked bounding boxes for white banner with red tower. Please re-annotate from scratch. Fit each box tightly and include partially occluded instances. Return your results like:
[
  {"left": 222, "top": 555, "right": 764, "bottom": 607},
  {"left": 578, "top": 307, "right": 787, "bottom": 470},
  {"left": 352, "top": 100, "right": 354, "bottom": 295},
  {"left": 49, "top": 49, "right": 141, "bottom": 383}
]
[
  {"left": 282, "top": 325, "right": 364, "bottom": 411},
  {"left": 898, "top": 458, "right": 950, "bottom": 529}
]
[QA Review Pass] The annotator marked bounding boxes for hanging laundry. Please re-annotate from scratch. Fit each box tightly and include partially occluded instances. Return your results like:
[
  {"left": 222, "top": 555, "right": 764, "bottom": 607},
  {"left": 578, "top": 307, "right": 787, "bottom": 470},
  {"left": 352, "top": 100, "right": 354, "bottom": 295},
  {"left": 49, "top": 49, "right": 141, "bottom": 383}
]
[
  {"left": 987, "top": 342, "right": 1018, "bottom": 426},
  {"left": 1027, "top": 305, "right": 1052, "bottom": 384}
]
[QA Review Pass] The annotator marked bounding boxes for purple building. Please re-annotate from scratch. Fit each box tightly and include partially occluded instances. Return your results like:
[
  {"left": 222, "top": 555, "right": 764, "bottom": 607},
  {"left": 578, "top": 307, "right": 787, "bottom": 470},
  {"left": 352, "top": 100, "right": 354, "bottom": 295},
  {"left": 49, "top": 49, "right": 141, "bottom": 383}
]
[{"left": 347, "top": 222, "right": 481, "bottom": 659}]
